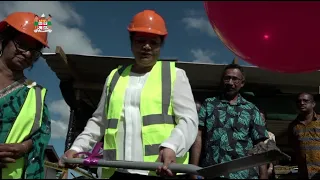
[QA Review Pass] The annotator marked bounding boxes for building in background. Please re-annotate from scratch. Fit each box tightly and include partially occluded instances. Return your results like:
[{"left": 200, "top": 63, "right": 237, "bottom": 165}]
[{"left": 45, "top": 145, "right": 60, "bottom": 179}]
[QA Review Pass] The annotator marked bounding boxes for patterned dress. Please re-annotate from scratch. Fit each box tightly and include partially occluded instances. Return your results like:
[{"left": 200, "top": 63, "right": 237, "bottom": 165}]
[
  {"left": 0, "top": 79, "right": 51, "bottom": 179},
  {"left": 199, "top": 94, "right": 269, "bottom": 179}
]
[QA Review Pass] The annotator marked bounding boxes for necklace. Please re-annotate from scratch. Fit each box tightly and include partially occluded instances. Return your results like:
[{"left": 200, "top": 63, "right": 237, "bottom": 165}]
[{"left": 0, "top": 77, "right": 26, "bottom": 99}]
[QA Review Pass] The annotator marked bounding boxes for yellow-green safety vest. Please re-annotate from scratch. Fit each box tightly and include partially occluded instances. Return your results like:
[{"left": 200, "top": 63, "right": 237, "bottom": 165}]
[
  {"left": 101, "top": 61, "right": 189, "bottom": 178},
  {"left": 2, "top": 85, "right": 47, "bottom": 179}
]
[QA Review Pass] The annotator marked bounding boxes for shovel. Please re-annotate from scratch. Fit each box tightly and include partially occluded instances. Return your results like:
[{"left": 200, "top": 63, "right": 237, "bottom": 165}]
[{"left": 62, "top": 150, "right": 289, "bottom": 179}]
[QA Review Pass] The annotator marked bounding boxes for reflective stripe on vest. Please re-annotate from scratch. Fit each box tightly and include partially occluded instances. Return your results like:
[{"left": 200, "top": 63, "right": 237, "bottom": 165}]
[
  {"left": 2, "top": 86, "right": 46, "bottom": 179},
  {"left": 101, "top": 61, "right": 189, "bottom": 178}
]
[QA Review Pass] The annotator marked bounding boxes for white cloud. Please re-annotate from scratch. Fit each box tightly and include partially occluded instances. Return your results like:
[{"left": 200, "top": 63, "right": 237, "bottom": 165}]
[
  {"left": 182, "top": 17, "right": 216, "bottom": 38},
  {"left": 0, "top": 1, "right": 101, "bottom": 139},
  {"left": 184, "top": 9, "right": 205, "bottom": 17},
  {"left": 0, "top": 1, "right": 102, "bottom": 55},
  {"left": 191, "top": 49, "right": 216, "bottom": 63},
  {"left": 48, "top": 99, "right": 70, "bottom": 139}
]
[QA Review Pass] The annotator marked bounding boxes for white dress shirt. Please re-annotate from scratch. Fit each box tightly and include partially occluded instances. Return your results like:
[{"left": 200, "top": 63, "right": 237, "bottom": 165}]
[{"left": 70, "top": 67, "right": 198, "bottom": 176}]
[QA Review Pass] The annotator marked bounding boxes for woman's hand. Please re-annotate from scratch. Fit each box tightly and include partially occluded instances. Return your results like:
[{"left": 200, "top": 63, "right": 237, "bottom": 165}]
[
  {"left": 59, "top": 150, "right": 80, "bottom": 169},
  {"left": 156, "top": 147, "right": 176, "bottom": 177},
  {"left": 0, "top": 142, "right": 30, "bottom": 160},
  {"left": 0, "top": 141, "right": 32, "bottom": 167}
]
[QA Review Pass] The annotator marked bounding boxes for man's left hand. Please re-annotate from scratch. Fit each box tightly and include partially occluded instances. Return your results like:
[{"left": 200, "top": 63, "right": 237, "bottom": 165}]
[{"left": 156, "top": 147, "right": 176, "bottom": 177}]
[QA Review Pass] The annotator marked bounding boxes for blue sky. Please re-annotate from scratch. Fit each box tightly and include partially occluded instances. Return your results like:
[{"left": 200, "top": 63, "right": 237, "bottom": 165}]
[{"left": 1, "top": 1, "right": 249, "bottom": 178}]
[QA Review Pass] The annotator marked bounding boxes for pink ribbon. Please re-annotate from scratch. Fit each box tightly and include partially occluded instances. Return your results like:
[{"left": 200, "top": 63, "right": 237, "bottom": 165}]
[{"left": 75, "top": 142, "right": 103, "bottom": 166}]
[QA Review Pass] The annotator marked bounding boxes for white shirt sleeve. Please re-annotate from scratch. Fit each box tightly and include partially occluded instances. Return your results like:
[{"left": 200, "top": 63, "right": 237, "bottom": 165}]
[
  {"left": 160, "top": 68, "right": 199, "bottom": 157},
  {"left": 70, "top": 77, "right": 109, "bottom": 153}
]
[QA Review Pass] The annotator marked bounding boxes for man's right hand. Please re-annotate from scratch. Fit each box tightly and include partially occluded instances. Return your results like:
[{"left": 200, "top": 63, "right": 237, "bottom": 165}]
[{"left": 58, "top": 149, "right": 79, "bottom": 169}]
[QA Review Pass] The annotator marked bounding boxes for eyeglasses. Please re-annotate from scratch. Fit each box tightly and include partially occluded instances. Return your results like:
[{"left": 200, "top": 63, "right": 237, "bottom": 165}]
[
  {"left": 134, "top": 37, "right": 162, "bottom": 47},
  {"left": 12, "top": 40, "right": 43, "bottom": 60},
  {"left": 222, "top": 76, "right": 243, "bottom": 84}
]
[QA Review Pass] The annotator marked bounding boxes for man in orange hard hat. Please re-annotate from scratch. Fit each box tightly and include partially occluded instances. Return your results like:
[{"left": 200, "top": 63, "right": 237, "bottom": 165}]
[
  {"left": 61, "top": 10, "right": 198, "bottom": 179},
  {"left": 0, "top": 12, "right": 51, "bottom": 179}
]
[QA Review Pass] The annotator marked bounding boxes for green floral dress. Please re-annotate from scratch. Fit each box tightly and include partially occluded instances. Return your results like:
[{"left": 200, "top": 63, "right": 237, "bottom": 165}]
[{"left": 0, "top": 79, "right": 51, "bottom": 179}]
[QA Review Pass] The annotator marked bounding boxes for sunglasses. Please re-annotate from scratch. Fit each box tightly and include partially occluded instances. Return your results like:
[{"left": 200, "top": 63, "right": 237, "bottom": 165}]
[{"left": 12, "top": 39, "right": 43, "bottom": 60}]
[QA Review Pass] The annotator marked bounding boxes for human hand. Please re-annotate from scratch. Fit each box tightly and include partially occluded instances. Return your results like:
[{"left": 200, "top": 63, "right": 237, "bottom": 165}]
[
  {"left": 58, "top": 150, "right": 79, "bottom": 169},
  {"left": 190, "top": 175, "right": 204, "bottom": 179},
  {"left": 267, "top": 167, "right": 273, "bottom": 176},
  {"left": 156, "top": 147, "right": 176, "bottom": 177},
  {"left": 0, "top": 143, "right": 28, "bottom": 160},
  {"left": 0, "top": 157, "right": 16, "bottom": 168}
]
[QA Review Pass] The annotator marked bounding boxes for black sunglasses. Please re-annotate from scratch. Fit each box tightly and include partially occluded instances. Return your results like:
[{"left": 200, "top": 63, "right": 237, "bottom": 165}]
[{"left": 12, "top": 40, "right": 43, "bottom": 60}]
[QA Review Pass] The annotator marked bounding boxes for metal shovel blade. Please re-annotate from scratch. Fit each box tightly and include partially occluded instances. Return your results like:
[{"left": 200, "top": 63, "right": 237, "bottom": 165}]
[{"left": 197, "top": 150, "right": 287, "bottom": 178}]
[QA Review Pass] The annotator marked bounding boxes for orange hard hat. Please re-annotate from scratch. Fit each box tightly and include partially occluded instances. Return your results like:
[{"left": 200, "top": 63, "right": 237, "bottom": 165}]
[
  {"left": 128, "top": 10, "right": 168, "bottom": 37},
  {"left": 0, "top": 12, "right": 49, "bottom": 48}
]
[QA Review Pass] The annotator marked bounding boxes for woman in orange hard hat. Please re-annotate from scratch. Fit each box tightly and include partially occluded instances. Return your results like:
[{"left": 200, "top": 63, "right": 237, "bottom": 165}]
[
  {"left": 0, "top": 12, "right": 51, "bottom": 179},
  {"left": 61, "top": 10, "right": 198, "bottom": 179}
]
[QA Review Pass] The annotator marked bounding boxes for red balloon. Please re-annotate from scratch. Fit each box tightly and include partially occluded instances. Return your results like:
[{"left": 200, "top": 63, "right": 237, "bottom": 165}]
[{"left": 204, "top": 1, "right": 320, "bottom": 73}]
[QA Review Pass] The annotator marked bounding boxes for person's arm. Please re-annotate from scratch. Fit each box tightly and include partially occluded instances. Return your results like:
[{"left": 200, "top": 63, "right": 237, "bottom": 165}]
[
  {"left": 250, "top": 108, "right": 269, "bottom": 144},
  {"left": 70, "top": 77, "right": 109, "bottom": 153},
  {"left": 287, "top": 122, "right": 299, "bottom": 166},
  {"left": 268, "top": 162, "right": 274, "bottom": 177},
  {"left": 190, "top": 102, "right": 207, "bottom": 179},
  {"left": 250, "top": 108, "right": 269, "bottom": 179},
  {"left": 267, "top": 132, "right": 276, "bottom": 176},
  {"left": 287, "top": 123, "right": 297, "bottom": 153},
  {"left": 259, "top": 163, "right": 268, "bottom": 179},
  {"left": 160, "top": 69, "right": 199, "bottom": 157},
  {"left": 25, "top": 103, "right": 51, "bottom": 179},
  {"left": 190, "top": 129, "right": 202, "bottom": 166},
  {"left": 190, "top": 101, "right": 207, "bottom": 166}
]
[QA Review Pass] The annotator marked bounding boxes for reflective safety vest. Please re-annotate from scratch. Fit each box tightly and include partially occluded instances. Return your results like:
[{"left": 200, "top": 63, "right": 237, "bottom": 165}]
[
  {"left": 101, "top": 61, "right": 189, "bottom": 178},
  {"left": 2, "top": 85, "right": 47, "bottom": 179}
]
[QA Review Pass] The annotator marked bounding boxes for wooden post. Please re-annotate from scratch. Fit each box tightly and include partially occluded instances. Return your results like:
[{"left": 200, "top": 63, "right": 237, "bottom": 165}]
[
  {"left": 60, "top": 171, "right": 68, "bottom": 179},
  {"left": 232, "top": 57, "right": 238, "bottom": 64}
]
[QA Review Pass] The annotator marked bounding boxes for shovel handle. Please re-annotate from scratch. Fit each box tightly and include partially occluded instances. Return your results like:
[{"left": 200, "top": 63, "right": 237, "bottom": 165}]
[{"left": 61, "top": 157, "right": 201, "bottom": 175}]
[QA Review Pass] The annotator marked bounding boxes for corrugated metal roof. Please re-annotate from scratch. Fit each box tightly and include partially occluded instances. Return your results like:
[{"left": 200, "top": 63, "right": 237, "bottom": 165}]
[{"left": 43, "top": 50, "right": 320, "bottom": 90}]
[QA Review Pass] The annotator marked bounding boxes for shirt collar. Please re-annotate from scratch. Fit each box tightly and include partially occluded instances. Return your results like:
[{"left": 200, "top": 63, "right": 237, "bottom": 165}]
[
  {"left": 296, "top": 111, "right": 319, "bottom": 122},
  {"left": 218, "top": 93, "right": 248, "bottom": 105}
]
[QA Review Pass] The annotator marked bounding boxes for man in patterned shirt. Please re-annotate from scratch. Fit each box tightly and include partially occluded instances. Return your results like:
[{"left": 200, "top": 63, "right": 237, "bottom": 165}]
[
  {"left": 190, "top": 64, "right": 269, "bottom": 179},
  {"left": 288, "top": 92, "right": 320, "bottom": 179}
]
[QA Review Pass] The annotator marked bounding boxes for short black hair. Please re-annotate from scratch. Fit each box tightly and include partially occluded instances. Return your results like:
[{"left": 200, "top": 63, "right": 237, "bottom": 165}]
[
  {"left": 297, "top": 92, "right": 315, "bottom": 102},
  {"left": 220, "top": 63, "right": 246, "bottom": 84},
  {"left": 223, "top": 64, "right": 245, "bottom": 77},
  {"left": 0, "top": 26, "right": 19, "bottom": 53}
]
